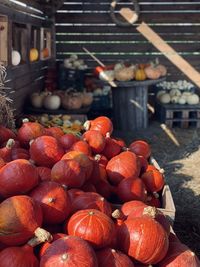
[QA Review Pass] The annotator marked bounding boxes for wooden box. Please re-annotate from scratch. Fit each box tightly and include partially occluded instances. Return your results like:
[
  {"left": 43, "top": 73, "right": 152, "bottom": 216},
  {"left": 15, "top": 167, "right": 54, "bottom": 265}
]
[{"left": 158, "top": 184, "right": 176, "bottom": 224}]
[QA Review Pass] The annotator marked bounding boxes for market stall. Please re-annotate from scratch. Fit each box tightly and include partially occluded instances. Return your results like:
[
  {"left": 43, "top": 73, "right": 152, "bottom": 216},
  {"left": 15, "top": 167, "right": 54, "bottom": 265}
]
[{"left": 0, "top": 0, "right": 200, "bottom": 266}]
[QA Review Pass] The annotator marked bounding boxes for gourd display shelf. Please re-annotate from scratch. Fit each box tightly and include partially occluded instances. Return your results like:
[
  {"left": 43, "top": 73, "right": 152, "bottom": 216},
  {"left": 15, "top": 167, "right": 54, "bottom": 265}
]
[
  {"left": 95, "top": 77, "right": 166, "bottom": 131},
  {"left": 24, "top": 105, "right": 91, "bottom": 115}
]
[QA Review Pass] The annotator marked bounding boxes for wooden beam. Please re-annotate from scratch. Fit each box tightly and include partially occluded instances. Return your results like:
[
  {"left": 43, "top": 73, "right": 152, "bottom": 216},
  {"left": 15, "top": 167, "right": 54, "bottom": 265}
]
[{"left": 119, "top": 8, "right": 200, "bottom": 89}]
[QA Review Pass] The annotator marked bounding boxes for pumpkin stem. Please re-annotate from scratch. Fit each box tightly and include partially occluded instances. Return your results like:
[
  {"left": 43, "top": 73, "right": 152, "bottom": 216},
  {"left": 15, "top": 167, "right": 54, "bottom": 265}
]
[
  {"left": 112, "top": 209, "right": 126, "bottom": 220},
  {"left": 6, "top": 138, "right": 15, "bottom": 149},
  {"left": 34, "top": 227, "right": 53, "bottom": 243},
  {"left": 61, "top": 253, "right": 68, "bottom": 261},
  {"left": 94, "top": 154, "right": 101, "bottom": 162},
  {"left": 153, "top": 192, "right": 159, "bottom": 199},
  {"left": 122, "top": 147, "right": 130, "bottom": 152},
  {"left": 143, "top": 206, "right": 157, "bottom": 219},
  {"left": 48, "top": 197, "right": 56, "bottom": 203},
  {"left": 83, "top": 120, "right": 91, "bottom": 131},
  {"left": 88, "top": 211, "right": 95, "bottom": 216},
  {"left": 106, "top": 132, "right": 111, "bottom": 138},
  {"left": 27, "top": 236, "right": 48, "bottom": 247},
  {"left": 22, "top": 118, "right": 29, "bottom": 123}
]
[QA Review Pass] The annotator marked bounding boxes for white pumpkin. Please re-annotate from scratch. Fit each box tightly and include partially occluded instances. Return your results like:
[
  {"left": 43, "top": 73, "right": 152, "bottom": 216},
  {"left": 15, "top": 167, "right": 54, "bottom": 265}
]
[
  {"left": 178, "top": 97, "right": 186, "bottom": 105},
  {"left": 187, "top": 94, "right": 199, "bottom": 105},
  {"left": 159, "top": 93, "right": 171, "bottom": 104},
  {"left": 43, "top": 94, "right": 61, "bottom": 110},
  {"left": 156, "top": 90, "right": 166, "bottom": 99},
  {"left": 12, "top": 50, "right": 21, "bottom": 66},
  {"left": 171, "top": 95, "right": 180, "bottom": 104},
  {"left": 30, "top": 93, "right": 44, "bottom": 108},
  {"left": 169, "top": 88, "right": 181, "bottom": 98},
  {"left": 182, "top": 91, "right": 192, "bottom": 99}
]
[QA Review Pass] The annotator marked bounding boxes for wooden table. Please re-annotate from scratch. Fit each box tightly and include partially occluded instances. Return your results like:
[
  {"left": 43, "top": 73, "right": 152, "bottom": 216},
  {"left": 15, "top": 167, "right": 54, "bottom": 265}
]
[{"left": 110, "top": 78, "right": 165, "bottom": 131}]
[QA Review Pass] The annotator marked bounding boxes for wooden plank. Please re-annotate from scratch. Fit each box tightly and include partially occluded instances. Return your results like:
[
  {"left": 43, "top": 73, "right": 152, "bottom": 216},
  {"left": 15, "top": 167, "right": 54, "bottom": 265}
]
[
  {"left": 136, "top": 22, "right": 200, "bottom": 88},
  {"left": 0, "top": 15, "right": 8, "bottom": 66},
  {"left": 55, "top": 25, "right": 200, "bottom": 34},
  {"left": 59, "top": 1, "right": 200, "bottom": 11},
  {"left": 56, "top": 42, "right": 200, "bottom": 53},
  {"left": 56, "top": 32, "right": 200, "bottom": 42},
  {"left": 56, "top": 12, "right": 200, "bottom": 23}
]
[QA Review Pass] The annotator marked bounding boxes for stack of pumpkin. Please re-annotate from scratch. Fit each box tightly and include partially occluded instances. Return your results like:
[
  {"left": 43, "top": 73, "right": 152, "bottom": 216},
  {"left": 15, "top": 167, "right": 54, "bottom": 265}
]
[
  {"left": 30, "top": 89, "right": 93, "bottom": 111},
  {"left": 0, "top": 116, "right": 199, "bottom": 267},
  {"left": 95, "top": 60, "right": 167, "bottom": 83}
]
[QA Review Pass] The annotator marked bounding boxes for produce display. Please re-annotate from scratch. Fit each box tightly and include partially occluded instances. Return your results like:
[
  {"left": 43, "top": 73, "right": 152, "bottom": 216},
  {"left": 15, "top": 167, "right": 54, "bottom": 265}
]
[
  {"left": 24, "top": 114, "right": 84, "bottom": 135},
  {"left": 156, "top": 80, "right": 200, "bottom": 105},
  {"left": 94, "top": 59, "right": 167, "bottom": 83},
  {"left": 0, "top": 117, "right": 199, "bottom": 266},
  {"left": 30, "top": 89, "right": 93, "bottom": 111},
  {"left": 64, "top": 54, "right": 88, "bottom": 70}
]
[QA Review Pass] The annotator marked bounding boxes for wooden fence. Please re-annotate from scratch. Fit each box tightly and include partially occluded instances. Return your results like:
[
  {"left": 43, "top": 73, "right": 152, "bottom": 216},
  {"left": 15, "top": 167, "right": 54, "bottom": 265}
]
[{"left": 55, "top": 0, "right": 200, "bottom": 81}]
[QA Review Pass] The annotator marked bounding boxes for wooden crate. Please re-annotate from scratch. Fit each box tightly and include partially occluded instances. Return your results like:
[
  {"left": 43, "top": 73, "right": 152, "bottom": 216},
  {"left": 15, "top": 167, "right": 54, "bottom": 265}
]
[{"left": 155, "top": 100, "right": 200, "bottom": 128}]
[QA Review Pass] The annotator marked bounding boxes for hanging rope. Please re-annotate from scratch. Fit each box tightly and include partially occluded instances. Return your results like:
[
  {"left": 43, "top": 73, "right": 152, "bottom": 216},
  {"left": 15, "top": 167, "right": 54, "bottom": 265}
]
[{"left": 110, "top": 0, "right": 140, "bottom": 27}]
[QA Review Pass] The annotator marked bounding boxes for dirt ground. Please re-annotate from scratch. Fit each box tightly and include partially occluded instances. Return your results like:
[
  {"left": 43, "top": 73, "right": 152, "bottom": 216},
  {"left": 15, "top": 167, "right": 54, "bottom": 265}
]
[{"left": 115, "top": 120, "right": 200, "bottom": 258}]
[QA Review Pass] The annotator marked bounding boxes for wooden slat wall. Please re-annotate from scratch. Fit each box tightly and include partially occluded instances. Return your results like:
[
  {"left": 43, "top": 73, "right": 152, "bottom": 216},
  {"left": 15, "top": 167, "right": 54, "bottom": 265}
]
[
  {"left": 55, "top": 0, "right": 200, "bottom": 81},
  {"left": 0, "top": 1, "right": 53, "bottom": 115}
]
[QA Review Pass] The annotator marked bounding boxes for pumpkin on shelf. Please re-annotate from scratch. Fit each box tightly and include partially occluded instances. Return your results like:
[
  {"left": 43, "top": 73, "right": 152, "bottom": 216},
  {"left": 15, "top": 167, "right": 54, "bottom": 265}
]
[
  {"left": 135, "top": 67, "right": 147, "bottom": 81},
  {"left": 12, "top": 50, "right": 21, "bottom": 66},
  {"left": 41, "top": 47, "right": 50, "bottom": 59},
  {"left": 43, "top": 93, "right": 61, "bottom": 110},
  {"left": 62, "top": 89, "right": 83, "bottom": 110},
  {"left": 30, "top": 48, "right": 39, "bottom": 62}
]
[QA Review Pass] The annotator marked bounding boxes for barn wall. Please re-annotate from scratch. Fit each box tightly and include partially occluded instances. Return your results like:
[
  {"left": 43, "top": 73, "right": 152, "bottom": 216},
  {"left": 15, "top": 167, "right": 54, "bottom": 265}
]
[
  {"left": 55, "top": 0, "right": 200, "bottom": 81},
  {"left": 0, "top": 1, "right": 54, "bottom": 115}
]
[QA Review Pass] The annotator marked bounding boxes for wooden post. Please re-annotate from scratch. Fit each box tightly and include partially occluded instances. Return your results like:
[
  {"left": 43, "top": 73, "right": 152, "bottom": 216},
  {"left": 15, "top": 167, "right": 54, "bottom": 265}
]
[{"left": 119, "top": 8, "right": 200, "bottom": 89}]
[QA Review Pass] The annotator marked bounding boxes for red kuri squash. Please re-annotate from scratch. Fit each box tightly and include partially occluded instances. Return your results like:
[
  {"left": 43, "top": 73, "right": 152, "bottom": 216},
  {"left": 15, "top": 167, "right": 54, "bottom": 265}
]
[
  {"left": 0, "top": 238, "right": 40, "bottom": 267},
  {"left": 70, "top": 192, "right": 112, "bottom": 216},
  {"left": 30, "top": 135, "right": 64, "bottom": 168},
  {"left": 0, "top": 195, "right": 52, "bottom": 246},
  {"left": 106, "top": 151, "right": 140, "bottom": 185},
  {"left": 118, "top": 216, "right": 169, "bottom": 264},
  {"left": 0, "top": 159, "right": 39, "bottom": 198},
  {"left": 83, "top": 130, "right": 106, "bottom": 154},
  {"left": 117, "top": 177, "right": 147, "bottom": 203},
  {"left": 40, "top": 236, "right": 98, "bottom": 267},
  {"left": 129, "top": 140, "right": 151, "bottom": 159},
  {"left": 84, "top": 116, "right": 113, "bottom": 136},
  {"left": 96, "top": 247, "right": 134, "bottom": 267},
  {"left": 29, "top": 181, "right": 71, "bottom": 224},
  {"left": 51, "top": 159, "right": 86, "bottom": 188},
  {"left": 68, "top": 209, "right": 115, "bottom": 248}
]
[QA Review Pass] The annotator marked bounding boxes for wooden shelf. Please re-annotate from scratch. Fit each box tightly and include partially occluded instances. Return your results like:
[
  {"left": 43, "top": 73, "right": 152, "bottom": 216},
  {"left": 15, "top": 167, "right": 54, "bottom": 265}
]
[{"left": 0, "top": 15, "right": 8, "bottom": 66}]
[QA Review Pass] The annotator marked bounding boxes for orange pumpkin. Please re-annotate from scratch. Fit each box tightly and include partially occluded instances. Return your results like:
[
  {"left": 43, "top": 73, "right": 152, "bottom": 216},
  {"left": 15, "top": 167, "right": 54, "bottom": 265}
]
[{"left": 30, "top": 48, "right": 39, "bottom": 62}]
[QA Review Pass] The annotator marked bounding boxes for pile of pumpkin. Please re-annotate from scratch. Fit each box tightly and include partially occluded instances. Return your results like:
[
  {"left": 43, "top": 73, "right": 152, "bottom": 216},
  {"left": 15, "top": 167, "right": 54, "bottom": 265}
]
[
  {"left": 156, "top": 80, "right": 199, "bottom": 105},
  {"left": 95, "top": 60, "right": 167, "bottom": 83},
  {"left": 30, "top": 89, "right": 93, "bottom": 111},
  {"left": 0, "top": 116, "right": 199, "bottom": 267}
]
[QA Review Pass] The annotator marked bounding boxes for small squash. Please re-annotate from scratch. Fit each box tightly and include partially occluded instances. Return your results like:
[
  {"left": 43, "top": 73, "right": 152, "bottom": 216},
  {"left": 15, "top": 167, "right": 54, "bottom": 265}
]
[
  {"left": 144, "top": 65, "right": 161, "bottom": 80},
  {"left": 186, "top": 94, "right": 199, "bottom": 105},
  {"left": 135, "top": 68, "right": 146, "bottom": 81},
  {"left": 30, "top": 48, "right": 39, "bottom": 62},
  {"left": 43, "top": 94, "right": 61, "bottom": 110},
  {"left": 115, "top": 67, "right": 134, "bottom": 81}
]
